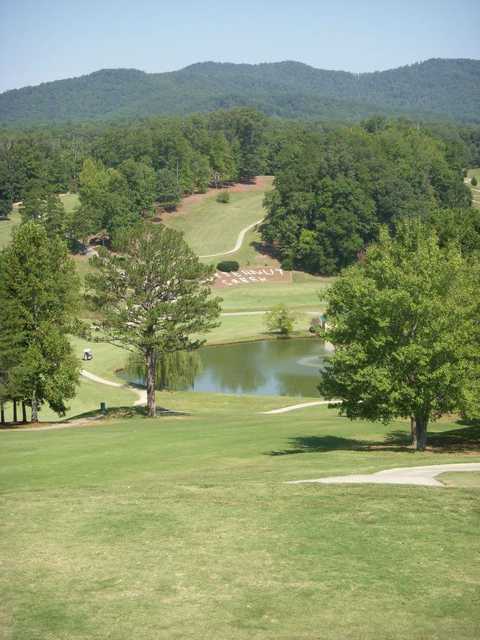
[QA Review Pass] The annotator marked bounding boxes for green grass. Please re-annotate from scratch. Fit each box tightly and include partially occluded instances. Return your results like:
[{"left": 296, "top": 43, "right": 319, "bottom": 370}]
[
  {"left": 1, "top": 396, "right": 479, "bottom": 639},
  {"left": 218, "top": 279, "right": 329, "bottom": 312},
  {"left": 60, "top": 192, "right": 79, "bottom": 213},
  {"left": 162, "top": 184, "right": 272, "bottom": 258},
  {"left": 467, "top": 169, "right": 480, "bottom": 209},
  {"left": 0, "top": 209, "right": 20, "bottom": 249},
  {"left": 0, "top": 194, "right": 78, "bottom": 251},
  {"left": 439, "top": 471, "right": 480, "bottom": 488}
]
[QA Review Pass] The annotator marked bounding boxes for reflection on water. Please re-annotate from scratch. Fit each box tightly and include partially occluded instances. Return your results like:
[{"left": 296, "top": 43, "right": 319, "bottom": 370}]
[
  {"left": 193, "top": 339, "right": 328, "bottom": 397},
  {"left": 122, "top": 339, "right": 329, "bottom": 397}
]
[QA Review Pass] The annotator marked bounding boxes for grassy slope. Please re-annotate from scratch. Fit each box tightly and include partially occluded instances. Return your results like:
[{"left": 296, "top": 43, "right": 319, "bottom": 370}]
[
  {"left": 0, "top": 194, "right": 79, "bottom": 250},
  {"left": 468, "top": 169, "right": 480, "bottom": 209},
  {"left": 1, "top": 399, "right": 479, "bottom": 640},
  {"left": 0, "top": 209, "right": 20, "bottom": 249},
  {"left": 161, "top": 184, "right": 272, "bottom": 258}
]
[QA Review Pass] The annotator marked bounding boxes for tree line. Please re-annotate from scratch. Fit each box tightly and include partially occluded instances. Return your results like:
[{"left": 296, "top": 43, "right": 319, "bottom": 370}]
[
  {"left": 262, "top": 117, "right": 480, "bottom": 274},
  {"left": 1, "top": 59, "right": 479, "bottom": 126}
]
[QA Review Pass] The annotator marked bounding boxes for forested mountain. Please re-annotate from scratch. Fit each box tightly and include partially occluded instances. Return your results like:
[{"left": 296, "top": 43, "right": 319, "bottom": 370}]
[{"left": 1, "top": 58, "right": 479, "bottom": 126}]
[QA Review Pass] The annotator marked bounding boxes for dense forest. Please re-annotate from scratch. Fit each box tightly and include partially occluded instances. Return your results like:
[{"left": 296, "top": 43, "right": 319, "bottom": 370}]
[
  {"left": 1, "top": 108, "right": 479, "bottom": 274},
  {"left": 263, "top": 117, "right": 478, "bottom": 273},
  {"left": 1, "top": 58, "right": 479, "bottom": 126}
]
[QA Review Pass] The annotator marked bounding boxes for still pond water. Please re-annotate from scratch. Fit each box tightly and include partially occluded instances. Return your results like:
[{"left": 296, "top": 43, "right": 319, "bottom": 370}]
[
  {"left": 193, "top": 339, "right": 328, "bottom": 397},
  {"left": 193, "top": 339, "right": 328, "bottom": 396},
  {"left": 124, "top": 339, "right": 330, "bottom": 397}
]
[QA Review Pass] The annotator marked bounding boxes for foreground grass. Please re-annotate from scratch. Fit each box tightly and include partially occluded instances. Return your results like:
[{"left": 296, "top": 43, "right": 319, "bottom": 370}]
[{"left": 1, "top": 396, "right": 479, "bottom": 639}]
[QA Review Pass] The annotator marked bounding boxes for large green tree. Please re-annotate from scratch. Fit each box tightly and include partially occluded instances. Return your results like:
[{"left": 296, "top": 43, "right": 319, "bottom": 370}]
[
  {"left": 0, "top": 223, "right": 81, "bottom": 421},
  {"left": 319, "top": 220, "right": 479, "bottom": 450},
  {"left": 86, "top": 223, "right": 221, "bottom": 416}
]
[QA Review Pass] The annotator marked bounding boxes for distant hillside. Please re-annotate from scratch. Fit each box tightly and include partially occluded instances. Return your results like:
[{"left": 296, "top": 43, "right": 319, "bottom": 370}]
[{"left": 1, "top": 58, "right": 479, "bottom": 125}]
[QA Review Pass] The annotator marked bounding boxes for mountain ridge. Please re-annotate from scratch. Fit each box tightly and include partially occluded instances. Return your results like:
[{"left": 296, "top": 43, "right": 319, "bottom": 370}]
[{"left": 1, "top": 58, "right": 479, "bottom": 125}]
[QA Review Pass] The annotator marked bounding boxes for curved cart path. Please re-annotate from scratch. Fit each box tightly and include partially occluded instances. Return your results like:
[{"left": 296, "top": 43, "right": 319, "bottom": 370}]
[
  {"left": 261, "top": 400, "right": 339, "bottom": 415},
  {"left": 288, "top": 463, "right": 480, "bottom": 487},
  {"left": 80, "top": 370, "right": 147, "bottom": 406},
  {"left": 199, "top": 218, "right": 264, "bottom": 258}
]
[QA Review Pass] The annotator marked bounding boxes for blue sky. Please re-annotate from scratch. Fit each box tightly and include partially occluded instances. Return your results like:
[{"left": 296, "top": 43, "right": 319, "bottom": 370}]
[{"left": 0, "top": 0, "right": 479, "bottom": 93}]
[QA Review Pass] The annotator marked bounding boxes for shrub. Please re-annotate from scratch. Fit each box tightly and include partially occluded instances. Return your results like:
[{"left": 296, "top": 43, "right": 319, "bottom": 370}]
[
  {"left": 217, "top": 260, "right": 239, "bottom": 272},
  {"left": 216, "top": 191, "right": 230, "bottom": 204},
  {"left": 471, "top": 176, "right": 478, "bottom": 187},
  {"left": 264, "top": 304, "right": 296, "bottom": 336}
]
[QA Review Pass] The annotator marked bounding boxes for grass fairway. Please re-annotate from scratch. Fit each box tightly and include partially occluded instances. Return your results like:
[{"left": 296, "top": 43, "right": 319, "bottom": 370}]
[
  {"left": 219, "top": 276, "right": 330, "bottom": 312},
  {"left": 1, "top": 395, "right": 479, "bottom": 639},
  {"left": 0, "top": 209, "right": 20, "bottom": 249},
  {"left": 467, "top": 169, "right": 480, "bottom": 209},
  {"left": 161, "top": 180, "right": 273, "bottom": 258}
]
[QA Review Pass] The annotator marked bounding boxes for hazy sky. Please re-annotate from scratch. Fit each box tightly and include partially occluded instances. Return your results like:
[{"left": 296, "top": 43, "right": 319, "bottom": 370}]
[{"left": 1, "top": 0, "right": 479, "bottom": 93}]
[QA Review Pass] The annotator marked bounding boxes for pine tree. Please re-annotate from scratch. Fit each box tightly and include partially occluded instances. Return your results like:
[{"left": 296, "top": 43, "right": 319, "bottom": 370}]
[{"left": 86, "top": 223, "right": 221, "bottom": 416}]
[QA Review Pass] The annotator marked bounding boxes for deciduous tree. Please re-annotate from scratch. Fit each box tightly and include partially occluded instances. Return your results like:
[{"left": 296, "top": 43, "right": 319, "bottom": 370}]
[
  {"left": 319, "top": 220, "right": 479, "bottom": 450},
  {"left": 0, "top": 223, "right": 81, "bottom": 421}
]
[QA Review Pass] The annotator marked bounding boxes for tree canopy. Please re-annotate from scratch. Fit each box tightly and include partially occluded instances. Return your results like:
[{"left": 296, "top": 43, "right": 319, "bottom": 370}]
[
  {"left": 1, "top": 59, "right": 479, "bottom": 126},
  {"left": 85, "top": 223, "right": 221, "bottom": 416},
  {"left": 0, "top": 223, "right": 81, "bottom": 421},
  {"left": 319, "top": 220, "right": 480, "bottom": 450}
]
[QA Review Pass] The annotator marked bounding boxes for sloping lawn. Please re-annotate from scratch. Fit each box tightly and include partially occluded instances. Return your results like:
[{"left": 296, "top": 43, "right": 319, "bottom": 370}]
[{"left": 1, "top": 396, "right": 479, "bottom": 639}]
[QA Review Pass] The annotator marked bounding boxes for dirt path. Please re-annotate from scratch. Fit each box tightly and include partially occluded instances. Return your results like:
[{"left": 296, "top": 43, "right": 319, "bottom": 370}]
[
  {"left": 289, "top": 463, "right": 480, "bottom": 487},
  {"left": 199, "top": 218, "right": 264, "bottom": 258}
]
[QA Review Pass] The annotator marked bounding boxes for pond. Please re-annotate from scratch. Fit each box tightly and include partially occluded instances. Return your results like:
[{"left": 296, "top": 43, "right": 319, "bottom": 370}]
[
  {"left": 193, "top": 338, "right": 329, "bottom": 397},
  {"left": 124, "top": 338, "right": 330, "bottom": 397}
]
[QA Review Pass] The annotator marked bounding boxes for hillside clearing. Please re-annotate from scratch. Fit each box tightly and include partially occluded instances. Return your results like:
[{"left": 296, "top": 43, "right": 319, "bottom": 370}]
[{"left": 160, "top": 177, "right": 274, "bottom": 259}]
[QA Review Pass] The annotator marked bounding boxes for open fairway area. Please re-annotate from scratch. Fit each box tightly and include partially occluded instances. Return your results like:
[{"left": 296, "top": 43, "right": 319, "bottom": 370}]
[
  {"left": 0, "top": 209, "right": 20, "bottom": 249},
  {"left": 161, "top": 177, "right": 274, "bottom": 263},
  {"left": 1, "top": 395, "right": 479, "bottom": 639},
  {"left": 468, "top": 168, "right": 480, "bottom": 209}
]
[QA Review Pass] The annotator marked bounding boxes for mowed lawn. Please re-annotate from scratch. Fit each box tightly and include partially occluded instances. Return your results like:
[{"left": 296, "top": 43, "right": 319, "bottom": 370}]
[
  {"left": 219, "top": 276, "right": 330, "bottom": 312},
  {"left": 161, "top": 184, "right": 272, "bottom": 257},
  {"left": 0, "top": 209, "right": 20, "bottom": 249},
  {"left": 0, "top": 194, "right": 78, "bottom": 250},
  {"left": 1, "top": 395, "right": 479, "bottom": 640},
  {"left": 467, "top": 169, "right": 480, "bottom": 209}
]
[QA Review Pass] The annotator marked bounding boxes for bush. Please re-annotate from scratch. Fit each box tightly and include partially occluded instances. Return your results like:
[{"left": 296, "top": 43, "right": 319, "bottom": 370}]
[
  {"left": 217, "top": 260, "right": 239, "bottom": 272},
  {"left": 471, "top": 176, "right": 478, "bottom": 187},
  {"left": 216, "top": 191, "right": 230, "bottom": 204},
  {"left": 264, "top": 304, "right": 296, "bottom": 336}
]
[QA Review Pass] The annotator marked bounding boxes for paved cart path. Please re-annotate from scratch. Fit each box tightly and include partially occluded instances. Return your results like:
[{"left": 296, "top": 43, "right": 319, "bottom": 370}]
[
  {"left": 80, "top": 370, "right": 147, "bottom": 406},
  {"left": 199, "top": 218, "right": 264, "bottom": 258},
  {"left": 288, "top": 463, "right": 480, "bottom": 487}
]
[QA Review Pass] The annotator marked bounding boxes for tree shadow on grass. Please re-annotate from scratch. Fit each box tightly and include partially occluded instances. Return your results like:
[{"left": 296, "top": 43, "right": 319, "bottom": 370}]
[
  {"left": 0, "top": 405, "right": 189, "bottom": 429},
  {"left": 251, "top": 239, "right": 281, "bottom": 261},
  {"left": 267, "top": 423, "right": 480, "bottom": 456}
]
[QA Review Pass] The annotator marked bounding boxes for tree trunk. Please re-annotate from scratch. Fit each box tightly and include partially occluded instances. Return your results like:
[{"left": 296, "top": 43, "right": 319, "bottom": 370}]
[
  {"left": 13, "top": 399, "right": 17, "bottom": 423},
  {"left": 146, "top": 350, "right": 156, "bottom": 418},
  {"left": 22, "top": 402, "right": 27, "bottom": 423},
  {"left": 31, "top": 389, "right": 39, "bottom": 423},
  {"left": 411, "top": 415, "right": 428, "bottom": 451},
  {"left": 0, "top": 402, "right": 4, "bottom": 425}
]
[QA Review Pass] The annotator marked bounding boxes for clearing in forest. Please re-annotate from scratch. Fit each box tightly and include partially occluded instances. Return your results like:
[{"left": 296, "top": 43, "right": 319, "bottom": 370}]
[{"left": 160, "top": 176, "right": 275, "bottom": 261}]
